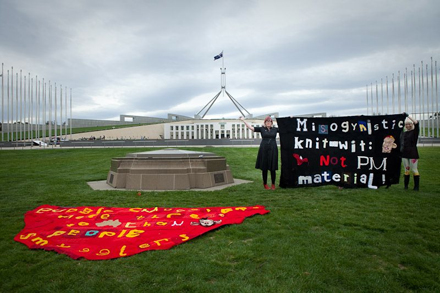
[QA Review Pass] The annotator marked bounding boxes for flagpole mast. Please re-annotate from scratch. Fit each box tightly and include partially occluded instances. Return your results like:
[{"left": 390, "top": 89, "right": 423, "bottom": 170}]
[
  {"left": 65, "top": 86, "right": 67, "bottom": 140},
  {"left": 70, "top": 88, "right": 72, "bottom": 141},
  {"left": 1, "top": 63, "right": 3, "bottom": 141},
  {"left": 431, "top": 57, "right": 434, "bottom": 138},
  {"left": 366, "top": 85, "right": 369, "bottom": 115},
  {"left": 386, "top": 76, "right": 389, "bottom": 114},
  {"left": 436, "top": 60, "right": 438, "bottom": 138},
  {"left": 11, "top": 67, "right": 14, "bottom": 141}
]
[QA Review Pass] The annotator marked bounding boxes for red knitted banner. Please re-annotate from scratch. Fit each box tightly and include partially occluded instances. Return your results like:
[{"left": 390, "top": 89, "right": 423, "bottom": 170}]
[{"left": 15, "top": 205, "right": 269, "bottom": 260}]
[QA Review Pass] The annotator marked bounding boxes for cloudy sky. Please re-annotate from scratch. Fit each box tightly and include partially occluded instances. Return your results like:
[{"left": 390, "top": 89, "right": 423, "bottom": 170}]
[{"left": 1, "top": 0, "right": 439, "bottom": 121}]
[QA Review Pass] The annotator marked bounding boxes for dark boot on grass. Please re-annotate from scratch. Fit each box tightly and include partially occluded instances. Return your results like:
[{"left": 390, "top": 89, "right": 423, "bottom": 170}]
[
  {"left": 404, "top": 174, "right": 410, "bottom": 190},
  {"left": 413, "top": 175, "right": 419, "bottom": 191}
]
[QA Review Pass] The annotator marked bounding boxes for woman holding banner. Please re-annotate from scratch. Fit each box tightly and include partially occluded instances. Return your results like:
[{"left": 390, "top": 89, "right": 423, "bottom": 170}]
[
  {"left": 240, "top": 116, "right": 278, "bottom": 190},
  {"left": 401, "top": 114, "right": 420, "bottom": 191}
]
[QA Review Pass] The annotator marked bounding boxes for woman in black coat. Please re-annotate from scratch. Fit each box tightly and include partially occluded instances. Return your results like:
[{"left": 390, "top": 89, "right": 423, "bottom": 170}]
[
  {"left": 401, "top": 115, "right": 420, "bottom": 191},
  {"left": 240, "top": 116, "right": 278, "bottom": 190}
]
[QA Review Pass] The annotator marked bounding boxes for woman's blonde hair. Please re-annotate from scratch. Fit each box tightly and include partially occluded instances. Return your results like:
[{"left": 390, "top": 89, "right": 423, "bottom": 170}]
[{"left": 405, "top": 117, "right": 414, "bottom": 130}]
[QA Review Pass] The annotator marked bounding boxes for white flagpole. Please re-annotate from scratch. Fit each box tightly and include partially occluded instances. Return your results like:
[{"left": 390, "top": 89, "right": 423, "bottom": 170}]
[
  {"left": 43, "top": 79, "right": 46, "bottom": 146},
  {"left": 28, "top": 73, "right": 31, "bottom": 141},
  {"left": 54, "top": 83, "right": 57, "bottom": 140},
  {"left": 421, "top": 63, "right": 425, "bottom": 136},
  {"left": 386, "top": 76, "right": 389, "bottom": 114},
  {"left": 30, "top": 77, "right": 33, "bottom": 141},
  {"left": 31, "top": 77, "right": 35, "bottom": 141},
  {"left": 65, "top": 86, "right": 67, "bottom": 140},
  {"left": 7, "top": 70, "right": 9, "bottom": 141},
  {"left": 23, "top": 75, "right": 26, "bottom": 141},
  {"left": 418, "top": 67, "right": 422, "bottom": 129},
  {"left": 426, "top": 64, "right": 430, "bottom": 137},
  {"left": 366, "top": 85, "right": 369, "bottom": 115},
  {"left": 392, "top": 74, "right": 395, "bottom": 114},
  {"left": 15, "top": 72, "right": 19, "bottom": 141},
  {"left": 436, "top": 60, "right": 438, "bottom": 138},
  {"left": 20, "top": 70, "right": 22, "bottom": 141},
  {"left": 60, "top": 85, "right": 63, "bottom": 138},
  {"left": 37, "top": 79, "right": 40, "bottom": 140},
  {"left": 376, "top": 81, "right": 379, "bottom": 115},
  {"left": 49, "top": 81, "right": 52, "bottom": 145},
  {"left": 381, "top": 78, "right": 384, "bottom": 115},
  {"left": 431, "top": 57, "right": 434, "bottom": 138},
  {"left": 403, "top": 68, "right": 408, "bottom": 112},
  {"left": 11, "top": 67, "right": 14, "bottom": 141},
  {"left": 413, "top": 64, "right": 416, "bottom": 116},
  {"left": 1, "top": 63, "right": 3, "bottom": 141},
  {"left": 70, "top": 88, "right": 72, "bottom": 140},
  {"left": 398, "top": 71, "right": 401, "bottom": 113}
]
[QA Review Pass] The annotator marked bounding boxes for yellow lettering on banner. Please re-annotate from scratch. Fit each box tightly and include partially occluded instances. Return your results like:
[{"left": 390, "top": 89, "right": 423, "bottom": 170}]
[
  {"left": 47, "top": 231, "right": 66, "bottom": 238},
  {"left": 190, "top": 214, "right": 200, "bottom": 219},
  {"left": 125, "top": 222, "right": 137, "bottom": 228},
  {"left": 57, "top": 243, "right": 70, "bottom": 248},
  {"left": 156, "top": 222, "right": 168, "bottom": 226},
  {"left": 96, "top": 249, "right": 110, "bottom": 256},
  {"left": 58, "top": 215, "right": 73, "bottom": 219},
  {"left": 141, "top": 207, "right": 158, "bottom": 213},
  {"left": 20, "top": 233, "right": 36, "bottom": 240},
  {"left": 206, "top": 209, "right": 211, "bottom": 212},
  {"left": 79, "top": 248, "right": 90, "bottom": 253},
  {"left": 176, "top": 209, "right": 185, "bottom": 212},
  {"left": 68, "top": 230, "right": 80, "bottom": 236},
  {"left": 139, "top": 243, "right": 150, "bottom": 249},
  {"left": 166, "top": 213, "right": 181, "bottom": 218},
  {"left": 98, "top": 231, "right": 116, "bottom": 238},
  {"left": 119, "top": 245, "right": 127, "bottom": 256},
  {"left": 100, "top": 214, "right": 110, "bottom": 219},
  {"left": 78, "top": 222, "right": 89, "bottom": 226},
  {"left": 137, "top": 216, "right": 145, "bottom": 220},
  {"left": 125, "top": 230, "right": 144, "bottom": 238},
  {"left": 79, "top": 208, "right": 94, "bottom": 214},
  {"left": 143, "top": 222, "right": 151, "bottom": 227},
  {"left": 130, "top": 207, "right": 158, "bottom": 213},
  {"left": 66, "top": 208, "right": 77, "bottom": 213},
  {"left": 152, "top": 215, "right": 159, "bottom": 219},
  {"left": 180, "top": 234, "right": 189, "bottom": 242},
  {"left": 32, "top": 237, "right": 48, "bottom": 246},
  {"left": 235, "top": 207, "right": 247, "bottom": 211},
  {"left": 221, "top": 208, "right": 233, "bottom": 214},
  {"left": 36, "top": 208, "right": 53, "bottom": 214},
  {"left": 75, "top": 216, "right": 84, "bottom": 219},
  {"left": 154, "top": 239, "right": 169, "bottom": 246},
  {"left": 66, "top": 224, "right": 74, "bottom": 227},
  {"left": 164, "top": 208, "right": 173, "bottom": 211},
  {"left": 118, "top": 230, "right": 127, "bottom": 238},
  {"left": 87, "top": 208, "right": 105, "bottom": 219}
]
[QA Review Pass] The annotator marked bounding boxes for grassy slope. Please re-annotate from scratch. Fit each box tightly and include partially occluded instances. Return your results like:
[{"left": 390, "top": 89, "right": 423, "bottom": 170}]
[{"left": 0, "top": 147, "right": 439, "bottom": 292}]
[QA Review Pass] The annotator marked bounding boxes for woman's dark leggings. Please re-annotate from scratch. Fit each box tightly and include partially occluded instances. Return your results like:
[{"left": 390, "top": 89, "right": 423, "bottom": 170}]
[{"left": 262, "top": 170, "right": 276, "bottom": 185}]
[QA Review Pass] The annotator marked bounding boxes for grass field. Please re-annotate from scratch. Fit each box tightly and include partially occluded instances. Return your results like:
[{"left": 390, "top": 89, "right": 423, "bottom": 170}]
[{"left": 0, "top": 147, "right": 439, "bottom": 292}]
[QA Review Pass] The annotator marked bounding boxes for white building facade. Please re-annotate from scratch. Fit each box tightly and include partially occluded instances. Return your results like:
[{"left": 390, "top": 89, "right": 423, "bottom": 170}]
[{"left": 164, "top": 119, "right": 278, "bottom": 140}]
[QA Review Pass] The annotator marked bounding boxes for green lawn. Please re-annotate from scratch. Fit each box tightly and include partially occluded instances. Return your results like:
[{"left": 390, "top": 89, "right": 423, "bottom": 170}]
[{"left": 0, "top": 147, "right": 439, "bottom": 292}]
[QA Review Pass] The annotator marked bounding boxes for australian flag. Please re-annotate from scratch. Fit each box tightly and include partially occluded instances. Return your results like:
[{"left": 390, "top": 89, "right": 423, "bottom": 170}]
[{"left": 214, "top": 51, "right": 223, "bottom": 61}]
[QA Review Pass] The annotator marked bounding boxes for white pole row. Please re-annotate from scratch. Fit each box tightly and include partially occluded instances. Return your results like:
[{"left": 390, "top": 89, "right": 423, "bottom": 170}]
[
  {"left": 0, "top": 63, "right": 73, "bottom": 142},
  {"left": 367, "top": 57, "right": 439, "bottom": 138}
]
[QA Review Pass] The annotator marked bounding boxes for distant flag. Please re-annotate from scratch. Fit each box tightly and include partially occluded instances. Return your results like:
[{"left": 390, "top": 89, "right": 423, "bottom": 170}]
[{"left": 214, "top": 51, "right": 223, "bottom": 61}]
